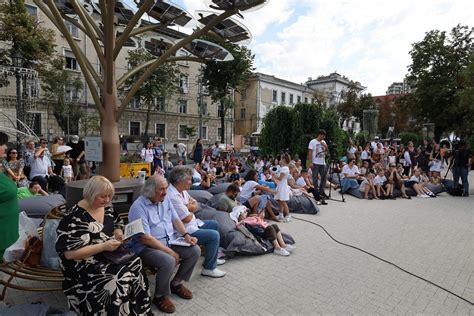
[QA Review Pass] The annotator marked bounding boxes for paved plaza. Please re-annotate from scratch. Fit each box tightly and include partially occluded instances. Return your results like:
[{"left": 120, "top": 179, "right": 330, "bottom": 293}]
[{"left": 1, "top": 174, "right": 473, "bottom": 315}]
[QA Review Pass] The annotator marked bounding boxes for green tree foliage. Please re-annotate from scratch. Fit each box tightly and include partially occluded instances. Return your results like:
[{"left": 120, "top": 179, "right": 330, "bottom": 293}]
[
  {"left": 354, "top": 93, "right": 375, "bottom": 126},
  {"left": 202, "top": 42, "right": 254, "bottom": 143},
  {"left": 406, "top": 24, "right": 474, "bottom": 139},
  {"left": 336, "top": 81, "right": 358, "bottom": 126},
  {"left": 123, "top": 48, "right": 178, "bottom": 139},
  {"left": 354, "top": 130, "right": 369, "bottom": 147},
  {"left": 41, "top": 57, "right": 84, "bottom": 135},
  {"left": 0, "top": 0, "right": 55, "bottom": 69},
  {"left": 457, "top": 53, "right": 474, "bottom": 140},
  {"left": 260, "top": 104, "right": 346, "bottom": 161}
]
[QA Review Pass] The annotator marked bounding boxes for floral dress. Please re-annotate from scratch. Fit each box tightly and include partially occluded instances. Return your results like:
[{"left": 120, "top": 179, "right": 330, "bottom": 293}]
[
  {"left": 2, "top": 159, "right": 29, "bottom": 187},
  {"left": 56, "top": 204, "right": 151, "bottom": 315}
]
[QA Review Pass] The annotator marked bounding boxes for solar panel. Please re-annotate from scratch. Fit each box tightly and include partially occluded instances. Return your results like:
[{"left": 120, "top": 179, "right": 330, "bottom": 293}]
[
  {"left": 204, "top": 0, "right": 269, "bottom": 12},
  {"left": 196, "top": 10, "right": 251, "bottom": 45},
  {"left": 135, "top": 0, "right": 193, "bottom": 27},
  {"left": 184, "top": 39, "right": 233, "bottom": 61},
  {"left": 143, "top": 37, "right": 173, "bottom": 57}
]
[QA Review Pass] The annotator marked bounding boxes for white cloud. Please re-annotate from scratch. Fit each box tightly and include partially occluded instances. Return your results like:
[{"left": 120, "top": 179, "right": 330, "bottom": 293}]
[{"left": 177, "top": 0, "right": 474, "bottom": 95}]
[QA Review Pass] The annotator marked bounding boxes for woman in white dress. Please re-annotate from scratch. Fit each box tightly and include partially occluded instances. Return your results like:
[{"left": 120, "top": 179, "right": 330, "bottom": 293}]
[{"left": 272, "top": 154, "right": 291, "bottom": 222}]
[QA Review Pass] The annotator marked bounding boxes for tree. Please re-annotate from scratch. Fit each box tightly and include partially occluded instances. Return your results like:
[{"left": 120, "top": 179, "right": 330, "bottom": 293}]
[
  {"left": 0, "top": 0, "right": 55, "bottom": 69},
  {"left": 353, "top": 93, "right": 375, "bottom": 124},
  {"left": 457, "top": 53, "right": 474, "bottom": 140},
  {"left": 290, "top": 103, "right": 324, "bottom": 160},
  {"left": 336, "top": 81, "right": 358, "bottom": 127},
  {"left": 259, "top": 106, "right": 294, "bottom": 155},
  {"left": 406, "top": 24, "right": 474, "bottom": 139},
  {"left": 202, "top": 42, "right": 254, "bottom": 143},
  {"left": 41, "top": 57, "right": 84, "bottom": 135},
  {"left": 123, "top": 48, "right": 178, "bottom": 140}
]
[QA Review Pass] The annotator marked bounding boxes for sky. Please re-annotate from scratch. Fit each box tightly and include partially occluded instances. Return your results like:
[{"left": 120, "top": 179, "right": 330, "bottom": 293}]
[{"left": 169, "top": 0, "right": 474, "bottom": 96}]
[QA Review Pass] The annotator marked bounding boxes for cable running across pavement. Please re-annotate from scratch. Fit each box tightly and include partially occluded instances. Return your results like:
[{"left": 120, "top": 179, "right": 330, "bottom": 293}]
[{"left": 292, "top": 216, "right": 474, "bottom": 306}]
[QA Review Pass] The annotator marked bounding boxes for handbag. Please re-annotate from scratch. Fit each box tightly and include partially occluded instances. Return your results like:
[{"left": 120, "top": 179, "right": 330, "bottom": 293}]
[
  {"left": 21, "top": 235, "right": 43, "bottom": 267},
  {"left": 103, "top": 245, "right": 136, "bottom": 265}
]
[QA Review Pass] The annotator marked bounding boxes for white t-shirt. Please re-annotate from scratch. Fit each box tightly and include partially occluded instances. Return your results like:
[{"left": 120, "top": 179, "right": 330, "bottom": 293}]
[
  {"left": 308, "top": 139, "right": 326, "bottom": 165},
  {"left": 374, "top": 175, "right": 387, "bottom": 185},
  {"left": 361, "top": 150, "right": 370, "bottom": 160},
  {"left": 62, "top": 165, "right": 73, "bottom": 177},
  {"left": 239, "top": 180, "right": 259, "bottom": 202},
  {"left": 296, "top": 176, "right": 306, "bottom": 187},
  {"left": 342, "top": 164, "right": 359, "bottom": 179},
  {"left": 167, "top": 184, "right": 202, "bottom": 234}
]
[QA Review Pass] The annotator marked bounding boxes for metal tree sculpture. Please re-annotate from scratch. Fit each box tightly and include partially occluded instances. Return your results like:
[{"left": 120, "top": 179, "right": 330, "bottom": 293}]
[{"left": 33, "top": 0, "right": 267, "bottom": 181}]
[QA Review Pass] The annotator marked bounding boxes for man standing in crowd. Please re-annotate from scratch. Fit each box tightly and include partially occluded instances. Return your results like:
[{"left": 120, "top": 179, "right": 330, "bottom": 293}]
[
  {"left": 308, "top": 129, "right": 328, "bottom": 200},
  {"left": 451, "top": 140, "right": 471, "bottom": 197},
  {"left": 153, "top": 137, "right": 165, "bottom": 170},
  {"left": 67, "top": 135, "right": 87, "bottom": 180},
  {"left": 211, "top": 142, "right": 221, "bottom": 161},
  {"left": 129, "top": 175, "right": 200, "bottom": 314},
  {"left": 167, "top": 167, "right": 226, "bottom": 278}
]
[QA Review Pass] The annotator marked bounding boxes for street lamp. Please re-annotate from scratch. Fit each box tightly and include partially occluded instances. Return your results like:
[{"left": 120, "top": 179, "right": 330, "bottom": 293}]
[{"left": 12, "top": 50, "right": 24, "bottom": 144}]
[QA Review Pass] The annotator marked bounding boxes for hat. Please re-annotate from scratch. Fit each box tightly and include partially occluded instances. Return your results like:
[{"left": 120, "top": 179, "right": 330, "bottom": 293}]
[
  {"left": 374, "top": 136, "right": 380, "bottom": 140},
  {"left": 229, "top": 205, "right": 247, "bottom": 223},
  {"left": 71, "top": 135, "right": 79, "bottom": 144}
]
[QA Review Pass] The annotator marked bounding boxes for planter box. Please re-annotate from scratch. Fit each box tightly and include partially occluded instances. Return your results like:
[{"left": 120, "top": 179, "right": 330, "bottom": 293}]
[{"left": 119, "top": 162, "right": 152, "bottom": 178}]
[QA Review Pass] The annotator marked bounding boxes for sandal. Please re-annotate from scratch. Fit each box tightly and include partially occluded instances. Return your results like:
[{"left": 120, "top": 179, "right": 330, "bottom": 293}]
[
  {"left": 401, "top": 195, "right": 411, "bottom": 199},
  {"left": 171, "top": 283, "right": 193, "bottom": 300},
  {"left": 153, "top": 296, "right": 176, "bottom": 314}
]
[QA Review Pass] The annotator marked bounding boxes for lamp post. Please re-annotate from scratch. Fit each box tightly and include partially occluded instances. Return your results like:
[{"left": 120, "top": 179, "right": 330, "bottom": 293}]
[{"left": 12, "top": 50, "right": 24, "bottom": 144}]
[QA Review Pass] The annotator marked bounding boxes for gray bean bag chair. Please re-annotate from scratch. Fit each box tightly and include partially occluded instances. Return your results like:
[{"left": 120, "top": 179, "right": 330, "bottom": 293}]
[
  {"left": 207, "top": 193, "right": 225, "bottom": 209},
  {"left": 269, "top": 194, "right": 320, "bottom": 215},
  {"left": 426, "top": 184, "right": 445, "bottom": 195},
  {"left": 195, "top": 205, "right": 294, "bottom": 257},
  {"left": 208, "top": 183, "right": 231, "bottom": 195},
  {"left": 187, "top": 189, "right": 213, "bottom": 204},
  {"left": 18, "top": 194, "right": 66, "bottom": 218}
]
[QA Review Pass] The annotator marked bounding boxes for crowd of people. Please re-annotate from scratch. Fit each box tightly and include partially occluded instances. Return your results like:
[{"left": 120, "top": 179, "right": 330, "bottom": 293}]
[{"left": 1, "top": 128, "right": 471, "bottom": 315}]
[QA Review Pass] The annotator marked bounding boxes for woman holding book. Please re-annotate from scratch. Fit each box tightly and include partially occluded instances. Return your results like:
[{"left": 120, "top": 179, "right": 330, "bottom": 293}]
[{"left": 56, "top": 175, "right": 150, "bottom": 315}]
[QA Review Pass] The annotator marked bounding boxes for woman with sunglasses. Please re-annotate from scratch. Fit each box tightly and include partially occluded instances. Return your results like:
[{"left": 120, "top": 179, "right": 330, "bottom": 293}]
[{"left": 3, "top": 148, "right": 28, "bottom": 187}]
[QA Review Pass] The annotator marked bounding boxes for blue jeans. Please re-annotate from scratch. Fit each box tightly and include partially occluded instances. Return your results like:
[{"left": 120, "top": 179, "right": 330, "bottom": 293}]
[
  {"left": 453, "top": 166, "right": 469, "bottom": 196},
  {"left": 341, "top": 178, "right": 359, "bottom": 193},
  {"left": 191, "top": 220, "right": 220, "bottom": 270}
]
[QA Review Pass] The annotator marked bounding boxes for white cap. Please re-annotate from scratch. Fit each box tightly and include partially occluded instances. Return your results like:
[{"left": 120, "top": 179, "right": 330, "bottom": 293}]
[
  {"left": 71, "top": 135, "right": 79, "bottom": 144},
  {"left": 229, "top": 205, "right": 247, "bottom": 223}
]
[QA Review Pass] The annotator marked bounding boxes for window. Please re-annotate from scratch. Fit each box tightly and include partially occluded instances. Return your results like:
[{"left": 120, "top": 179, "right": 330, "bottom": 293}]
[
  {"left": 289, "top": 94, "right": 294, "bottom": 105},
  {"left": 30, "top": 113, "right": 41, "bottom": 136},
  {"left": 179, "top": 125, "right": 188, "bottom": 139},
  {"left": 155, "top": 96, "right": 165, "bottom": 111},
  {"left": 155, "top": 123, "right": 166, "bottom": 138},
  {"left": 201, "top": 126, "right": 208, "bottom": 140},
  {"left": 129, "top": 121, "right": 141, "bottom": 136},
  {"left": 297, "top": 96, "right": 301, "bottom": 104},
  {"left": 281, "top": 92, "right": 286, "bottom": 104},
  {"left": 304, "top": 97, "right": 308, "bottom": 103},
  {"left": 240, "top": 89, "right": 247, "bottom": 100},
  {"left": 272, "top": 90, "right": 278, "bottom": 103},
  {"left": 178, "top": 99, "right": 187, "bottom": 114},
  {"left": 65, "top": 20, "right": 79, "bottom": 38},
  {"left": 25, "top": 4, "right": 37, "bottom": 17},
  {"left": 179, "top": 74, "right": 188, "bottom": 93},
  {"left": 131, "top": 96, "right": 141, "bottom": 109},
  {"left": 64, "top": 49, "right": 79, "bottom": 71},
  {"left": 65, "top": 85, "right": 80, "bottom": 102},
  {"left": 217, "top": 104, "right": 223, "bottom": 118},
  {"left": 218, "top": 127, "right": 223, "bottom": 140},
  {"left": 240, "top": 108, "right": 246, "bottom": 119}
]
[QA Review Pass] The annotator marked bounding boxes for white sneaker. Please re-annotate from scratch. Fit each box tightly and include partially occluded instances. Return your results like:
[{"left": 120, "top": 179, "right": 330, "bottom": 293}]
[
  {"left": 277, "top": 213, "right": 284, "bottom": 220},
  {"left": 421, "top": 194, "right": 429, "bottom": 198},
  {"left": 283, "top": 215, "right": 292, "bottom": 223},
  {"left": 273, "top": 248, "right": 290, "bottom": 256},
  {"left": 201, "top": 268, "right": 226, "bottom": 278},
  {"left": 285, "top": 244, "right": 296, "bottom": 252},
  {"left": 216, "top": 258, "right": 226, "bottom": 265}
]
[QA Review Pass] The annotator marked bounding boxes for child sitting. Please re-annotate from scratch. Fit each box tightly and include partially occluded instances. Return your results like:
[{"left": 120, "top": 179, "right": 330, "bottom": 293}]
[
  {"left": 230, "top": 206, "right": 295, "bottom": 256},
  {"left": 374, "top": 169, "right": 393, "bottom": 199}
]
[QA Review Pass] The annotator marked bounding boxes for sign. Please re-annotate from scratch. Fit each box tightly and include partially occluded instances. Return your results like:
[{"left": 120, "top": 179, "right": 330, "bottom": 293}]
[{"left": 85, "top": 137, "right": 103, "bottom": 162}]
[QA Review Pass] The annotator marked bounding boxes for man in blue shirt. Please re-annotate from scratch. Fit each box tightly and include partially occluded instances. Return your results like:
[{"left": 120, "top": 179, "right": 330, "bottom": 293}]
[{"left": 129, "top": 175, "right": 200, "bottom": 314}]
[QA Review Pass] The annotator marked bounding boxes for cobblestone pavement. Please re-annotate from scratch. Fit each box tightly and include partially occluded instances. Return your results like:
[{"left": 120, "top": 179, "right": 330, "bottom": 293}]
[{"left": 1, "top": 173, "right": 473, "bottom": 315}]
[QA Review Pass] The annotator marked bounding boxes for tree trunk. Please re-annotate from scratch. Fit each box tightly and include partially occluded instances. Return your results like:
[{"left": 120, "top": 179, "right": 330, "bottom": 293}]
[
  {"left": 99, "top": 86, "right": 120, "bottom": 182},
  {"left": 220, "top": 98, "right": 225, "bottom": 144},
  {"left": 144, "top": 102, "right": 151, "bottom": 140}
]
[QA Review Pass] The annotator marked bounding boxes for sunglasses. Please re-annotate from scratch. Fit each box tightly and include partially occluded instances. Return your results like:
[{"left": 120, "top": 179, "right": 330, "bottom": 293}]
[
  {"left": 41, "top": 142, "right": 47, "bottom": 144},
  {"left": 10, "top": 152, "right": 18, "bottom": 154}
]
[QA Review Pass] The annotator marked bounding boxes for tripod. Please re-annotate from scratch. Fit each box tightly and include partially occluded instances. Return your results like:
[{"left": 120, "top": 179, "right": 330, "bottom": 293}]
[{"left": 326, "top": 160, "right": 345, "bottom": 202}]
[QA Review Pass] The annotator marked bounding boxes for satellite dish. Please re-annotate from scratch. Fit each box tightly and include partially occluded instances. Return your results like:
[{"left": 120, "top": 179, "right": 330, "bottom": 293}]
[
  {"left": 203, "top": 0, "right": 269, "bottom": 12},
  {"left": 184, "top": 39, "right": 234, "bottom": 61},
  {"left": 135, "top": 0, "right": 193, "bottom": 27},
  {"left": 195, "top": 10, "right": 252, "bottom": 45}
]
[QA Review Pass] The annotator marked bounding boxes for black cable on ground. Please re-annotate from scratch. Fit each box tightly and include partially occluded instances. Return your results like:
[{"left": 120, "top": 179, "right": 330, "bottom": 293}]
[{"left": 292, "top": 216, "right": 474, "bottom": 306}]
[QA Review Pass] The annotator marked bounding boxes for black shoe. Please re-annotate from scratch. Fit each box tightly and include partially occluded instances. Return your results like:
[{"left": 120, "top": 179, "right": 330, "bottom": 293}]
[
  {"left": 321, "top": 200, "right": 328, "bottom": 205},
  {"left": 321, "top": 193, "right": 330, "bottom": 199}
]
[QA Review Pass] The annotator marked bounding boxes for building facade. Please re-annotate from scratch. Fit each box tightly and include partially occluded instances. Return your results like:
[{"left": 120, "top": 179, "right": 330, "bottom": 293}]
[{"left": 0, "top": 0, "right": 232, "bottom": 150}]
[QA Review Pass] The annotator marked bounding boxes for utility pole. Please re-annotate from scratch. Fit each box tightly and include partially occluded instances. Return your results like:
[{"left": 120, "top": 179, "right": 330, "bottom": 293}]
[{"left": 198, "top": 65, "right": 204, "bottom": 139}]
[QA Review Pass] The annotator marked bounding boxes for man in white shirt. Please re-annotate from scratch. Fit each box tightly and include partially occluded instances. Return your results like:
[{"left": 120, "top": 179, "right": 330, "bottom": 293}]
[
  {"left": 29, "top": 146, "right": 54, "bottom": 191},
  {"left": 174, "top": 143, "right": 187, "bottom": 163},
  {"left": 167, "top": 167, "right": 226, "bottom": 278},
  {"left": 307, "top": 129, "right": 328, "bottom": 199}
]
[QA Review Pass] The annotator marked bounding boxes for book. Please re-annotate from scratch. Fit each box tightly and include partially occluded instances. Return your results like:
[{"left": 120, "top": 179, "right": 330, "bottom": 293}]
[
  {"left": 169, "top": 237, "right": 192, "bottom": 247},
  {"left": 124, "top": 218, "right": 145, "bottom": 240}
]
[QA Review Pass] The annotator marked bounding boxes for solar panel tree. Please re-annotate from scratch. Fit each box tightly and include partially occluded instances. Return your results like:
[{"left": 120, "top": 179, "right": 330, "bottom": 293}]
[{"left": 33, "top": 0, "right": 268, "bottom": 182}]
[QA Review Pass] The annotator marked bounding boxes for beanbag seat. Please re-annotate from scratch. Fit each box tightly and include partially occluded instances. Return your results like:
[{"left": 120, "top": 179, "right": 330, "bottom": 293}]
[
  {"left": 18, "top": 194, "right": 66, "bottom": 218},
  {"left": 187, "top": 190, "right": 213, "bottom": 204}
]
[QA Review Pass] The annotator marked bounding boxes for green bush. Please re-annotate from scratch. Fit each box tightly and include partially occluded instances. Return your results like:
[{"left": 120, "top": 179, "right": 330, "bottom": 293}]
[
  {"left": 399, "top": 132, "right": 422, "bottom": 146},
  {"left": 354, "top": 131, "right": 369, "bottom": 146}
]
